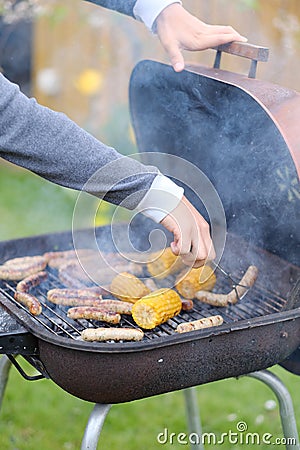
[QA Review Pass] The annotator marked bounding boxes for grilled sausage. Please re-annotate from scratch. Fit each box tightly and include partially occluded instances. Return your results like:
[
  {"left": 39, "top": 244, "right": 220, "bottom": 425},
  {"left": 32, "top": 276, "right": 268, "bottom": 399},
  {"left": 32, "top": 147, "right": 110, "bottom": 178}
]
[
  {"left": 47, "top": 289, "right": 103, "bottom": 306},
  {"left": 16, "top": 271, "right": 48, "bottom": 293},
  {"left": 176, "top": 315, "right": 224, "bottom": 333},
  {"left": 0, "top": 256, "right": 48, "bottom": 281},
  {"left": 57, "top": 261, "right": 94, "bottom": 288},
  {"left": 14, "top": 291, "right": 42, "bottom": 315},
  {"left": 58, "top": 269, "right": 86, "bottom": 289},
  {"left": 195, "top": 265, "right": 258, "bottom": 306},
  {"left": 181, "top": 299, "right": 194, "bottom": 311},
  {"left": 98, "top": 300, "right": 133, "bottom": 315},
  {"left": 67, "top": 307, "right": 121, "bottom": 324},
  {"left": 81, "top": 327, "right": 144, "bottom": 342},
  {"left": 45, "top": 249, "right": 97, "bottom": 268},
  {"left": 48, "top": 287, "right": 103, "bottom": 298}
]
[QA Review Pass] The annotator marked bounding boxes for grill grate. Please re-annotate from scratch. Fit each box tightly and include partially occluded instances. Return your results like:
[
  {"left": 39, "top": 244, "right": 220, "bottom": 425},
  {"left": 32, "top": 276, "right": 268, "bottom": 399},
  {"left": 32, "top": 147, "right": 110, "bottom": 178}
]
[{"left": 0, "top": 265, "right": 288, "bottom": 343}]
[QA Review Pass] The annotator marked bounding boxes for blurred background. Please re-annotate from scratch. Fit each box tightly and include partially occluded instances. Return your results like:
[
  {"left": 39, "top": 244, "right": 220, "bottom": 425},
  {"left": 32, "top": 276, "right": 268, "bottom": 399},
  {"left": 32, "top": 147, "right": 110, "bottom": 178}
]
[{"left": 0, "top": 1, "right": 300, "bottom": 449}]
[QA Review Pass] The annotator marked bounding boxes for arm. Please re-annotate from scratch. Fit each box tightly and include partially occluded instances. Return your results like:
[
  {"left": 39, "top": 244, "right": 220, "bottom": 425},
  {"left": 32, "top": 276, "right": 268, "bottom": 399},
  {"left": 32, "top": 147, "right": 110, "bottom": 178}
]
[
  {"left": 0, "top": 73, "right": 157, "bottom": 208},
  {"left": 85, "top": 1, "right": 246, "bottom": 73},
  {"left": 84, "top": 0, "right": 137, "bottom": 18},
  {"left": 0, "top": 74, "right": 213, "bottom": 265}
]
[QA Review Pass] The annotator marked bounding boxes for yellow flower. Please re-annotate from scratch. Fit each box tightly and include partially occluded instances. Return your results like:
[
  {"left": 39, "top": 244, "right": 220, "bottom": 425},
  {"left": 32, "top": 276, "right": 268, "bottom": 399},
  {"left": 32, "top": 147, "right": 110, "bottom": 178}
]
[
  {"left": 128, "top": 124, "right": 136, "bottom": 145},
  {"left": 75, "top": 69, "right": 103, "bottom": 96}
]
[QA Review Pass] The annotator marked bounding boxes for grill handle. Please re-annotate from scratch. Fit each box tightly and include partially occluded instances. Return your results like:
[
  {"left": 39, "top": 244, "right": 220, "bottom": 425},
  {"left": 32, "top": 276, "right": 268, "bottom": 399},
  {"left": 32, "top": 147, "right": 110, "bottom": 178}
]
[{"left": 213, "top": 41, "right": 269, "bottom": 79}]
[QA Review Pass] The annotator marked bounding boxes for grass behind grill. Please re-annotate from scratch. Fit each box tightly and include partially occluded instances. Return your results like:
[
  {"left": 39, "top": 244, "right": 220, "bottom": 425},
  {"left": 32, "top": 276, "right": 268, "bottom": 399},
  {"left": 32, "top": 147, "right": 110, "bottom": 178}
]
[{"left": 0, "top": 359, "right": 299, "bottom": 449}]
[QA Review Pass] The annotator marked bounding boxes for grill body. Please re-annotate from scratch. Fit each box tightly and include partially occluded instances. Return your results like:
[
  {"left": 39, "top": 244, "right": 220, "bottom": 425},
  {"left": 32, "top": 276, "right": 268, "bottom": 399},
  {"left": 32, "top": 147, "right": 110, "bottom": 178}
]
[{"left": 38, "top": 311, "right": 300, "bottom": 403}]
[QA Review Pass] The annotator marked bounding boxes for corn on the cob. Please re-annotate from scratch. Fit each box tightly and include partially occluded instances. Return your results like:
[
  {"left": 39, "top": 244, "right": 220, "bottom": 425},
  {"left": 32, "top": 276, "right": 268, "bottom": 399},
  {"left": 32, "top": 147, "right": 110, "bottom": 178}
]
[
  {"left": 110, "top": 272, "right": 150, "bottom": 303},
  {"left": 132, "top": 288, "right": 181, "bottom": 329},
  {"left": 146, "top": 247, "right": 185, "bottom": 279},
  {"left": 176, "top": 315, "right": 224, "bottom": 333},
  {"left": 175, "top": 265, "right": 216, "bottom": 299}
]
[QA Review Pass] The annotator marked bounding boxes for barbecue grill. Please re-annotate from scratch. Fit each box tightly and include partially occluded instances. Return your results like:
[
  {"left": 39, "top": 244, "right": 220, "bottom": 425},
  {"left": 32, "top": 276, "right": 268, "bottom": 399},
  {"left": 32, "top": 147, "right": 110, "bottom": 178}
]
[{"left": 0, "top": 42, "right": 300, "bottom": 449}]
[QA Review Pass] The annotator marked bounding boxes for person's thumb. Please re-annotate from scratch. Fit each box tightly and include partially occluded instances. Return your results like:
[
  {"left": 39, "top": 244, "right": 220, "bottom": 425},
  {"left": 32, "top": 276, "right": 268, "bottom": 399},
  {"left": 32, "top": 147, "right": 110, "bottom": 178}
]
[{"left": 170, "top": 240, "right": 180, "bottom": 255}]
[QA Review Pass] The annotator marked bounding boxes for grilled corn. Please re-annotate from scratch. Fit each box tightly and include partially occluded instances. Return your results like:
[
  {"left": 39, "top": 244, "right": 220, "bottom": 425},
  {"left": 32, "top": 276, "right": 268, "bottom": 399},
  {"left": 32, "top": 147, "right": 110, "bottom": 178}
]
[
  {"left": 146, "top": 247, "right": 185, "bottom": 279},
  {"left": 175, "top": 265, "right": 216, "bottom": 299},
  {"left": 110, "top": 272, "right": 150, "bottom": 303},
  {"left": 132, "top": 288, "right": 181, "bottom": 329}
]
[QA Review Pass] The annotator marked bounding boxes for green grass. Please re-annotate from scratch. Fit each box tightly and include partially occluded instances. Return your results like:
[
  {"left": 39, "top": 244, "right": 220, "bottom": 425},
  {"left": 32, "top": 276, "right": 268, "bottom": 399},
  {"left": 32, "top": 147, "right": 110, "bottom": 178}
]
[
  {"left": 0, "top": 361, "right": 299, "bottom": 449},
  {"left": 0, "top": 164, "right": 77, "bottom": 241}
]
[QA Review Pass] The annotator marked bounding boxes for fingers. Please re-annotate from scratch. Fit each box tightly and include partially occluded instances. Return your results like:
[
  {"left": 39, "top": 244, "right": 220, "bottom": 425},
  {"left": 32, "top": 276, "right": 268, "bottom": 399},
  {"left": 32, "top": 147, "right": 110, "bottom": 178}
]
[
  {"left": 200, "top": 32, "right": 247, "bottom": 49},
  {"left": 160, "top": 36, "right": 185, "bottom": 72},
  {"left": 205, "top": 24, "right": 247, "bottom": 38}
]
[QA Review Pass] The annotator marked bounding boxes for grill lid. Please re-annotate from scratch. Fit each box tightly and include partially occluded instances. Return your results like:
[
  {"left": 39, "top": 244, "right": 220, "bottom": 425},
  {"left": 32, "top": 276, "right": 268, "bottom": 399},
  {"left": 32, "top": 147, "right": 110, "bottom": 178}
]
[{"left": 129, "top": 60, "right": 300, "bottom": 265}]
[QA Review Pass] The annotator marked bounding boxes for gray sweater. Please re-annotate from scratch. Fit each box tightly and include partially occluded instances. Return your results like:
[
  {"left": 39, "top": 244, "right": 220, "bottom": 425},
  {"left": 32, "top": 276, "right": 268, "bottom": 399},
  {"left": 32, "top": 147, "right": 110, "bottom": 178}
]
[
  {"left": 85, "top": 0, "right": 137, "bottom": 18},
  {"left": 0, "top": 0, "right": 159, "bottom": 209}
]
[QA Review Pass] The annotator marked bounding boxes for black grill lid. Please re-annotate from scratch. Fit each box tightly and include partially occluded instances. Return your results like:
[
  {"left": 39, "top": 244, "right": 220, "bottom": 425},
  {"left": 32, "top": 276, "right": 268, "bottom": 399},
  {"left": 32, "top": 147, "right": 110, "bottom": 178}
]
[{"left": 129, "top": 60, "right": 300, "bottom": 266}]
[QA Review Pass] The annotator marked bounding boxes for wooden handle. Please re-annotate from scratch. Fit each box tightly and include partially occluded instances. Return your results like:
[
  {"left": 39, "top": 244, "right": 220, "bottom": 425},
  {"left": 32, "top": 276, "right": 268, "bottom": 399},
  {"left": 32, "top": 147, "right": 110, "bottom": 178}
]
[
  {"left": 214, "top": 41, "right": 269, "bottom": 62},
  {"left": 213, "top": 42, "right": 269, "bottom": 78}
]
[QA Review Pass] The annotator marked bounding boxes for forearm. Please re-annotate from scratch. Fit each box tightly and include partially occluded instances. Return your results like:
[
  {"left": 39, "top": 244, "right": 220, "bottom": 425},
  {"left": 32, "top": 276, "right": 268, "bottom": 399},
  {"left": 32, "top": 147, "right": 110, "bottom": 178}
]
[
  {"left": 84, "top": 0, "right": 137, "bottom": 18},
  {"left": 0, "top": 74, "right": 158, "bottom": 208},
  {"left": 84, "top": 0, "right": 181, "bottom": 30}
]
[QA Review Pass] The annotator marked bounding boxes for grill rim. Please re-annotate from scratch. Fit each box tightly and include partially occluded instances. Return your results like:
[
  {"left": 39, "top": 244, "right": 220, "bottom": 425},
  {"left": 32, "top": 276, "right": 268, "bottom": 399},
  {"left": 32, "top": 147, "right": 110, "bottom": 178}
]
[
  {"left": 0, "top": 227, "right": 299, "bottom": 355},
  {"left": 1, "top": 291, "right": 300, "bottom": 354}
]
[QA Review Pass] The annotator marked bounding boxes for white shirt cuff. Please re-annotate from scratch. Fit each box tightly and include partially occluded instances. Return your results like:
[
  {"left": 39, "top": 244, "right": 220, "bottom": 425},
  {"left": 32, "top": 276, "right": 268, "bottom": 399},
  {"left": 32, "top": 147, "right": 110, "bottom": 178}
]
[
  {"left": 133, "top": 0, "right": 182, "bottom": 31},
  {"left": 135, "top": 174, "right": 184, "bottom": 223}
]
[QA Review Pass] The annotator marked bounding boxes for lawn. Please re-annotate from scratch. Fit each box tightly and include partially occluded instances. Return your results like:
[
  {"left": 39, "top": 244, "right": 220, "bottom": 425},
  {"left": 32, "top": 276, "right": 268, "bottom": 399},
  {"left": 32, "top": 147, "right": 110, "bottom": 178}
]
[
  {"left": 0, "top": 163, "right": 77, "bottom": 241},
  {"left": 0, "top": 360, "right": 299, "bottom": 449},
  {"left": 0, "top": 164, "right": 299, "bottom": 449}
]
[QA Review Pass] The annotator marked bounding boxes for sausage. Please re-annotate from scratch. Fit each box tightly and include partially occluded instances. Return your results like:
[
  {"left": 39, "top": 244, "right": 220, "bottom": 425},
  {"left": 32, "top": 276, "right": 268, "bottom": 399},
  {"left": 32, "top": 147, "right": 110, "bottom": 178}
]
[
  {"left": 14, "top": 291, "right": 42, "bottom": 315},
  {"left": 45, "top": 249, "right": 97, "bottom": 268},
  {"left": 81, "top": 327, "right": 144, "bottom": 342},
  {"left": 98, "top": 300, "right": 133, "bottom": 315},
  {"left": 195, "top": 265, "right": 258, "bottom": 307},
  {"left": 47, "top": 289, "right": 103, "bottom": 306},
  {"left": 48, "top": 287, "right": 103, "bottom": 298},
  {"left": 67, "top": 307, "right": 121, "bottom": 324},
  {"left": 181, "top": 299, "right": 194, "bottom": 311},
  {"left": 0, "top": 256, "right": 48, "bottom": 281},
  {"left": 58, "top": 262, "right": 92, "bottom": 287},
  {"left": 16, "top": 271, "right": 48, "bottom": 293},
  {"left": 48, "top": 257, "right": 77, "bottom": 269},
  {"left": 58, "top": 269, "right": 86, "bottom": 289},
  {"left": 176, "top": 315, "right": 224, "bottom": 333}
]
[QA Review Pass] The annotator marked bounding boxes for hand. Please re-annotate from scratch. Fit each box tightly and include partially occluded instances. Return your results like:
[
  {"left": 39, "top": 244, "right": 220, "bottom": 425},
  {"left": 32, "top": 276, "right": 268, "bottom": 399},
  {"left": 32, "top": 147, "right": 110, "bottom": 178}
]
[
  {"left": 160, "top": 195, "right": 216, "bottom": 268},
  {"left": 156, "top": 3, "right": 247, "bottom": 72}
]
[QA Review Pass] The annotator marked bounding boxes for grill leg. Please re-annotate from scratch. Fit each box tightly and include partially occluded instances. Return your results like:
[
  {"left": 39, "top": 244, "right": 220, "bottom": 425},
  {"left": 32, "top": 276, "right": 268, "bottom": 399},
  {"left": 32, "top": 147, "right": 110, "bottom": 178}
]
[
  {"left": 81, "top": 403, "right": 111, "bottom": 450},
  {"left": 183, "top": 387, "right": 205, "bottom": 450},
  {"left": 0, "top": 356, "right": 12, "bottom": 411},
  {"left": 247, "top": 370, "right": 300, "bottom": 450}
]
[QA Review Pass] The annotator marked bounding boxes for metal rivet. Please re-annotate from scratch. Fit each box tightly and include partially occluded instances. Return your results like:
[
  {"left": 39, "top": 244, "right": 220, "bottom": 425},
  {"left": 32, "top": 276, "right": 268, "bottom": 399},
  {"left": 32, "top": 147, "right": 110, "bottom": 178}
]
[
  {"left": 158, "top": 358, "right": 163, "bottom": 363},
  {"left": 280, "top": 331, "right": 288, "bottom": 339}
]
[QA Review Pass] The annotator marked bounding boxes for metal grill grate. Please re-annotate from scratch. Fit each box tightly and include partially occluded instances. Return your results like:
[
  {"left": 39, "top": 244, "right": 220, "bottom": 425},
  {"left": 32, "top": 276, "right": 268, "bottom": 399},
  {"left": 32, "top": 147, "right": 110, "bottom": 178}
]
[{"left": 0, "top": 266, "right": 288, "bottom": 343}]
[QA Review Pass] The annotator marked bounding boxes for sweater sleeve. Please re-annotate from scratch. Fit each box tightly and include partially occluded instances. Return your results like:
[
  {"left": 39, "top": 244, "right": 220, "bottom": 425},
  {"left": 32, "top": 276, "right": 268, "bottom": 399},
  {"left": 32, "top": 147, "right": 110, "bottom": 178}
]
[
  {"left": 0, "top": 73, "right": 159, "bottom": 209},
  {"left": 84, "top": 0, "right": 137, "bottom": 18},
  {"left": 84, "top": 0, "right": 181, "bottom": 30}
]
